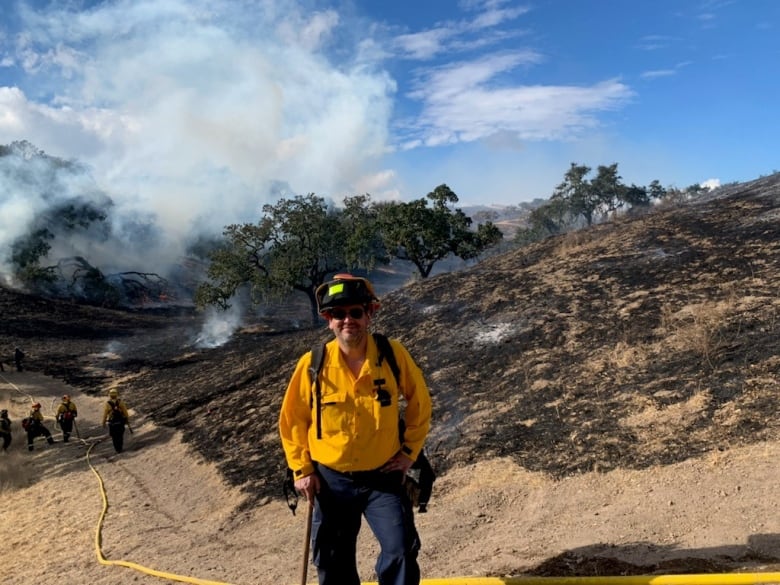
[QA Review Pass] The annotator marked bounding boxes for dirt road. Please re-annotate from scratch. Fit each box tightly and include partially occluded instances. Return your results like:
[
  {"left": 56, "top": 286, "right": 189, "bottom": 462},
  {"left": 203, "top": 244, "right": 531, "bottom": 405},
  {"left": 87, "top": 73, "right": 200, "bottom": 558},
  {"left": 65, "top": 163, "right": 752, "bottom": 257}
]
[{"left": 3, "top": 372, "right": 780, "bottom": 585}]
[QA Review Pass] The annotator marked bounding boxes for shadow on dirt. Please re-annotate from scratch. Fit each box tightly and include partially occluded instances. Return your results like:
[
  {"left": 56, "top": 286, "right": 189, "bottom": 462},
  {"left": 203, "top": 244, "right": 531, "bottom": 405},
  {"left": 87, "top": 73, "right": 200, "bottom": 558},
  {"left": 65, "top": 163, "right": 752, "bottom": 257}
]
[{"left": 523, "top": 534, "right": 780, "bottom": 577}]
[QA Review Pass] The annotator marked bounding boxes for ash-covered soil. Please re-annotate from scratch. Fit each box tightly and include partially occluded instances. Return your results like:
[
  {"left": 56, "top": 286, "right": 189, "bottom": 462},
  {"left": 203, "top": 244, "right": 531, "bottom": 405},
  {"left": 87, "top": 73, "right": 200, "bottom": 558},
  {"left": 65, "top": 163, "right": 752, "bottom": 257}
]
[{"left": 3, "top": 172, "right": 780, "bottom": 578}]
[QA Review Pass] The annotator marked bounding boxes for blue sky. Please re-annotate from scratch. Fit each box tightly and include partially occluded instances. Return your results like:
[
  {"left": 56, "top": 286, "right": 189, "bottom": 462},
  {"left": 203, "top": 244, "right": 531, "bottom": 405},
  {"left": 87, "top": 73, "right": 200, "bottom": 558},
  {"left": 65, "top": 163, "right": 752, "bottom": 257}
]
[{"left": 1, "top": 0, "right": 778, "bottom": 254}]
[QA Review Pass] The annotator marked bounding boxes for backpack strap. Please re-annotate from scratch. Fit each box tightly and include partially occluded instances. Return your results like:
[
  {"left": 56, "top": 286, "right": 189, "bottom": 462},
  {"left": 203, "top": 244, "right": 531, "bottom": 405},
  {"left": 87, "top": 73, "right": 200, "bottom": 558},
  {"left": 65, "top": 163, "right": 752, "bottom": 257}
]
[
  {"left": 373, "top": 333, "right": 400, "bottom": 386},
  {"left": 108, "top": 400, "right": 124, "bottom": 422},
  {"left": 308, "top": 343, "right": 326, "bottom": 440}
]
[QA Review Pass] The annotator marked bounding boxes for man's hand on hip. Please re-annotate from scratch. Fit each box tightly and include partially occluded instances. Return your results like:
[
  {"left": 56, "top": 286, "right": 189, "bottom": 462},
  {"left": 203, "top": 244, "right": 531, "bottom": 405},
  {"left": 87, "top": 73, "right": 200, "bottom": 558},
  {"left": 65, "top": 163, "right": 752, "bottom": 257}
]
[{"left": 380, "top": 452, "right": 414, "bottom": 476}]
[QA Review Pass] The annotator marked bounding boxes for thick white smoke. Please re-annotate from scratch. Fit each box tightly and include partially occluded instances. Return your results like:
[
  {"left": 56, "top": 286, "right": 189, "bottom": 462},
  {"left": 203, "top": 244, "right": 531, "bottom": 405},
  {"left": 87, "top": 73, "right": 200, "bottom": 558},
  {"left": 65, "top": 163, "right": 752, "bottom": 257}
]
[
  {"left": 194, "top": 304, "right": 244, "bottom": 349},
  {"left": 0, "top": 0, "right": 395, "bottom": 282}
]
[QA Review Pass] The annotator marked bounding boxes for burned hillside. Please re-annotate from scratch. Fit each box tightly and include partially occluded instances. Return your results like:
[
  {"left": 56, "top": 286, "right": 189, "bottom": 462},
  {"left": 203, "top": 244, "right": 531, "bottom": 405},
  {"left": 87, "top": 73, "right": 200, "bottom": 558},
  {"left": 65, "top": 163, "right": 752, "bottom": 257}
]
[{"left": 2, "top": 173, "right": 780, "bottom": 512}]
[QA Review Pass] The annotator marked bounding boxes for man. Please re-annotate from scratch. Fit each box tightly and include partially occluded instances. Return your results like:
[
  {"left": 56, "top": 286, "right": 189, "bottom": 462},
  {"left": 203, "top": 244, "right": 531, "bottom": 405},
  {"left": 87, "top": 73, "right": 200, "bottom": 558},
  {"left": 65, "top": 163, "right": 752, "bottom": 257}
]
[
  {"left": 0, "top": 409, "right": 11, "bottom": 451},
  {"left": 14, "top": 347, "right": 24, "bottom": 372},
  {"left": 55, "top": 394, "right": 78, "bottom": 442},
  {"left": 102, "top": 389, "right": 130, "bottom": 453},
  {"left": 26, "top": 403, "right": 54, "bottom": 451},
  {"left": 279, "top": 274, "right": 432, "bottom": 585}
]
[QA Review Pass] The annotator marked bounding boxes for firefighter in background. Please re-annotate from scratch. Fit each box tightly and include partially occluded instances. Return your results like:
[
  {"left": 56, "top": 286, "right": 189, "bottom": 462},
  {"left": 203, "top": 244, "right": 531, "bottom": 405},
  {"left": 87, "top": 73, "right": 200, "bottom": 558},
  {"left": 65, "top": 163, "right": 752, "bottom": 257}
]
[
  {"left": 14, "top": 347, "right": 25, "bottom": 372},
  {"left": 25, "top": 403, "right": 54, "bottom": 451},
  {"left": 102, "top": 389, "right": 130, "bottom": 453},
  {"left": 56, "top": 394, "right": 78, "bottom": 442},
  {"left": 0, "top": 409, "right": 11, "bottom": 451}
]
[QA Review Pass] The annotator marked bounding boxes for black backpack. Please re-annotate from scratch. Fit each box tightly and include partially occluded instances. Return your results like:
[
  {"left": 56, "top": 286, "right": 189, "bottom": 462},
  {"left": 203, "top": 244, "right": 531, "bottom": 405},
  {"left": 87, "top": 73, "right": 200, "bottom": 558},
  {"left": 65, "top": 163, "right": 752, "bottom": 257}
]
[
  {"left": 284, "top": 333, "right": 435, "bottom": 514},
  {"left": 107, "top": 400, "right": 125, "bottom": 424}
]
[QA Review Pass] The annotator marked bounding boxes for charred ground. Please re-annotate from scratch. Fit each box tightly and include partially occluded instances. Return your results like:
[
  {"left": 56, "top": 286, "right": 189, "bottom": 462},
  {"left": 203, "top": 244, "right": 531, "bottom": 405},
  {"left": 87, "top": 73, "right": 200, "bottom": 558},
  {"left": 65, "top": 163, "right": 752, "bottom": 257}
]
[{"left": 2, "top": 173, "right": 780, "bottom": 577}]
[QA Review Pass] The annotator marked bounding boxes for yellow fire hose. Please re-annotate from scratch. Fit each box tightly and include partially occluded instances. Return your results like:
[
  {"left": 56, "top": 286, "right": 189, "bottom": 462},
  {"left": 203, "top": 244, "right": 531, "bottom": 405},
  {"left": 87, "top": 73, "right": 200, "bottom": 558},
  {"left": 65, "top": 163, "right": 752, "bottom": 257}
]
[
  {"left": 54, "top": 435, "right": 780, "bottom": 585},
  {"left": 85, "top": 438, "right": 240, "bottom": 585}
]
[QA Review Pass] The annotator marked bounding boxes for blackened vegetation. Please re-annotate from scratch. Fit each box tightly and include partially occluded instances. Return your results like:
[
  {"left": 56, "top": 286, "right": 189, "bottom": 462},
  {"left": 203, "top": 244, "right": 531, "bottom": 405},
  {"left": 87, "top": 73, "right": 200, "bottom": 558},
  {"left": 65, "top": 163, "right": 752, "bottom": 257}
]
[
  {"left": 37, "top": 256, "right": 183, "bottom": 309},
  {"left": 2, "top": 173, "right": 780, "bottom": 574},
  {"left": 2, "top": 140, "right": 196, "bottom": 309}
]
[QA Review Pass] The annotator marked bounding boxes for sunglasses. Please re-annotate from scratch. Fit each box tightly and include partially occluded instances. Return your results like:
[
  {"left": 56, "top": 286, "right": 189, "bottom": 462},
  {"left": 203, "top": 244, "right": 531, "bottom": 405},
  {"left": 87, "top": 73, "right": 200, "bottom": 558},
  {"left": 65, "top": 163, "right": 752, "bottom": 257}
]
[{"left": 328, "top": 307, "right": 366, "bottom": 320}]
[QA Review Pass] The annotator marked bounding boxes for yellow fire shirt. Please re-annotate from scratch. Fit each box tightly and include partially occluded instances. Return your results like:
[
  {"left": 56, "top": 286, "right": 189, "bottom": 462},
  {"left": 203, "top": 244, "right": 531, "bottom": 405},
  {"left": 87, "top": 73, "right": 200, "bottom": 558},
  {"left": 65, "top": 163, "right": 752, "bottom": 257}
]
[{"left": 280, "top": 336, "right": 431, "bottom": 479}]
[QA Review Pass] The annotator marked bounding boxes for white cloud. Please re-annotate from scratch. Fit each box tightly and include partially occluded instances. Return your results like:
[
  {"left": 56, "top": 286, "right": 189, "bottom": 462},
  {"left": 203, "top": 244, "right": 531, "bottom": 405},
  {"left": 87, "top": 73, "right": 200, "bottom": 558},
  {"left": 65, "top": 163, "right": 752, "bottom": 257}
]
[
  {"left": 391, "top": 0, "right": 528, "bottom": 60},
  {"left": 394, "top": 28, "right": 454, "bottom": 60},
  {"left": 467, "top": 4, "right": 530, "bottom": 30},
  {"left": 635, "top": 35, "right": 677, "bottom": 51},
  {"left": 0, "top": 87, "right": 120, "bottom": 155},
  {"left": 701, "top": 178, "right": 720, "bottom": 190},
  {"left": 641, "top": 69, "right": 677, "bottom": 79},
  {"left": 405, "top": 53, "right": 633, "bottom": 146},
  {"left": 641, "top": 60, "right": 692, "bottom": 80}
]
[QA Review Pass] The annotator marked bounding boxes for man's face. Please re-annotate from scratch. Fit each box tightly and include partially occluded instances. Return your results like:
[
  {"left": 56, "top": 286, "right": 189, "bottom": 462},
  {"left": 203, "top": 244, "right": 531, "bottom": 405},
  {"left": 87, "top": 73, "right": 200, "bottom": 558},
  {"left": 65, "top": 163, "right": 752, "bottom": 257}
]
[{"left": 327, "top": 304, "right": 371, "bottom": 348}]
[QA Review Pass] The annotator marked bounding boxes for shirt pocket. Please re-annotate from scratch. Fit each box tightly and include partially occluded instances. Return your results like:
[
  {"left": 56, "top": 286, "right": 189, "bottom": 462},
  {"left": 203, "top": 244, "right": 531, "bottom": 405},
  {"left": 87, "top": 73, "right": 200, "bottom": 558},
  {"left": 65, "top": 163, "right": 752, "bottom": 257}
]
[
  {"left": 318, "top": 388, "right": 350, "bottom": 435},
  {"left": 372, "top": 387, "right": 398, "bottom": 432}
]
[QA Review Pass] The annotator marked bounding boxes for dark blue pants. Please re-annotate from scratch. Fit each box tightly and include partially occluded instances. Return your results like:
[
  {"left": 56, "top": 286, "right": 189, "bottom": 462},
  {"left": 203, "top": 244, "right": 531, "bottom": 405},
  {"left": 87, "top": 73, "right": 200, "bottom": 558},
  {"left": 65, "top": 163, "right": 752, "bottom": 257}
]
[
  {"left": 59, "top": 417, "right": 74, "bottom": 441},
  {"left": 109, "top": 421, "right": 125, "bottom": 453},
  {"left": 27, "top": 424, "right": 52, "bottom": 446},
  {"left": 312, "top": 463, "right": 421, "bottom": 585}
]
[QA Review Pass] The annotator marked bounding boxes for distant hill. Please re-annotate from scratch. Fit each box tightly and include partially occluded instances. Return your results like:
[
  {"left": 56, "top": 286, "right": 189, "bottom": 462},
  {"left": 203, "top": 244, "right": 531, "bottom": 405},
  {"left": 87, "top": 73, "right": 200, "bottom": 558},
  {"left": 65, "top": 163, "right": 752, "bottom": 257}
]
[{"left": 461, "top": 200, "right": 542, "bottom": 240}]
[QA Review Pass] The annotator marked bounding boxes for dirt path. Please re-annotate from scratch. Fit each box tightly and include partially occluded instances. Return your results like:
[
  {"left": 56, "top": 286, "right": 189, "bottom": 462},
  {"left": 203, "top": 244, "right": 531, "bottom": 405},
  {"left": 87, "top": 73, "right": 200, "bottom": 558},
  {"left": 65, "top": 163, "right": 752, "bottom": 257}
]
[{"left": 3, "top": 372, "right": 780, "bottom": 585}]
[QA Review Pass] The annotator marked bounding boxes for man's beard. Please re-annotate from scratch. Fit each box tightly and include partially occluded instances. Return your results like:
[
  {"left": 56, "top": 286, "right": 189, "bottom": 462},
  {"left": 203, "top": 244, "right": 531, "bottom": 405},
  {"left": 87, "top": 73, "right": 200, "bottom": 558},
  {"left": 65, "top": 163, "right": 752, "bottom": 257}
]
[{"left": 340, "top": 328, "right": 366, "bottom": 348}]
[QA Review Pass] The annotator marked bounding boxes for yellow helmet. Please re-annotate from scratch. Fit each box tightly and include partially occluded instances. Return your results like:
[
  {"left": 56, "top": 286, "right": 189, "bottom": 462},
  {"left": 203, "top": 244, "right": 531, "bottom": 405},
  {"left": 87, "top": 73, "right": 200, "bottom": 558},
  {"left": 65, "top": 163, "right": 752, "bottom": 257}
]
[{"left": 108, "top": 389, "right": 119, "bottom": 398}]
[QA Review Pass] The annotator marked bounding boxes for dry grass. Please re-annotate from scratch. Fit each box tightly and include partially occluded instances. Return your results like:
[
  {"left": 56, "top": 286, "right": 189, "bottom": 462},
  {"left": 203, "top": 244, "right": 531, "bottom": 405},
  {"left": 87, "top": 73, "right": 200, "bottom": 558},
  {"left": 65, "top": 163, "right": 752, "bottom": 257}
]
[
  {"left": 658, "top": 298, "right": 736, "bottom": 370},
  {"left": 554, "top": 229, "right": 597, "bottom": 258}
]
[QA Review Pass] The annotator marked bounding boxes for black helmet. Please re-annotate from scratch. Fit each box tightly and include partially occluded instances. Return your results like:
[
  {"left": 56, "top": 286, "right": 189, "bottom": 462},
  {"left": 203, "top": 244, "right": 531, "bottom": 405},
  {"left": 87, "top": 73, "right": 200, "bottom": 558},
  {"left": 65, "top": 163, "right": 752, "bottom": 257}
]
[
  {"left": 315, "top": 274, "right": 379, "bottom": 314},
  {"left": 0, "top": 409, "right": 7, "bottom": 417}
]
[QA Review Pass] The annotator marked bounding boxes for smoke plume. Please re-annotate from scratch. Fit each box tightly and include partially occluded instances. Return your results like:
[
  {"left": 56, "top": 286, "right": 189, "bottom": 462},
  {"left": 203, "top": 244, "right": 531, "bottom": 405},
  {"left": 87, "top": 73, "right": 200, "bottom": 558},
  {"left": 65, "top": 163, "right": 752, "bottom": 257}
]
[{"left": 0, "top": 0, "right": 395, "bottom": 295}]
